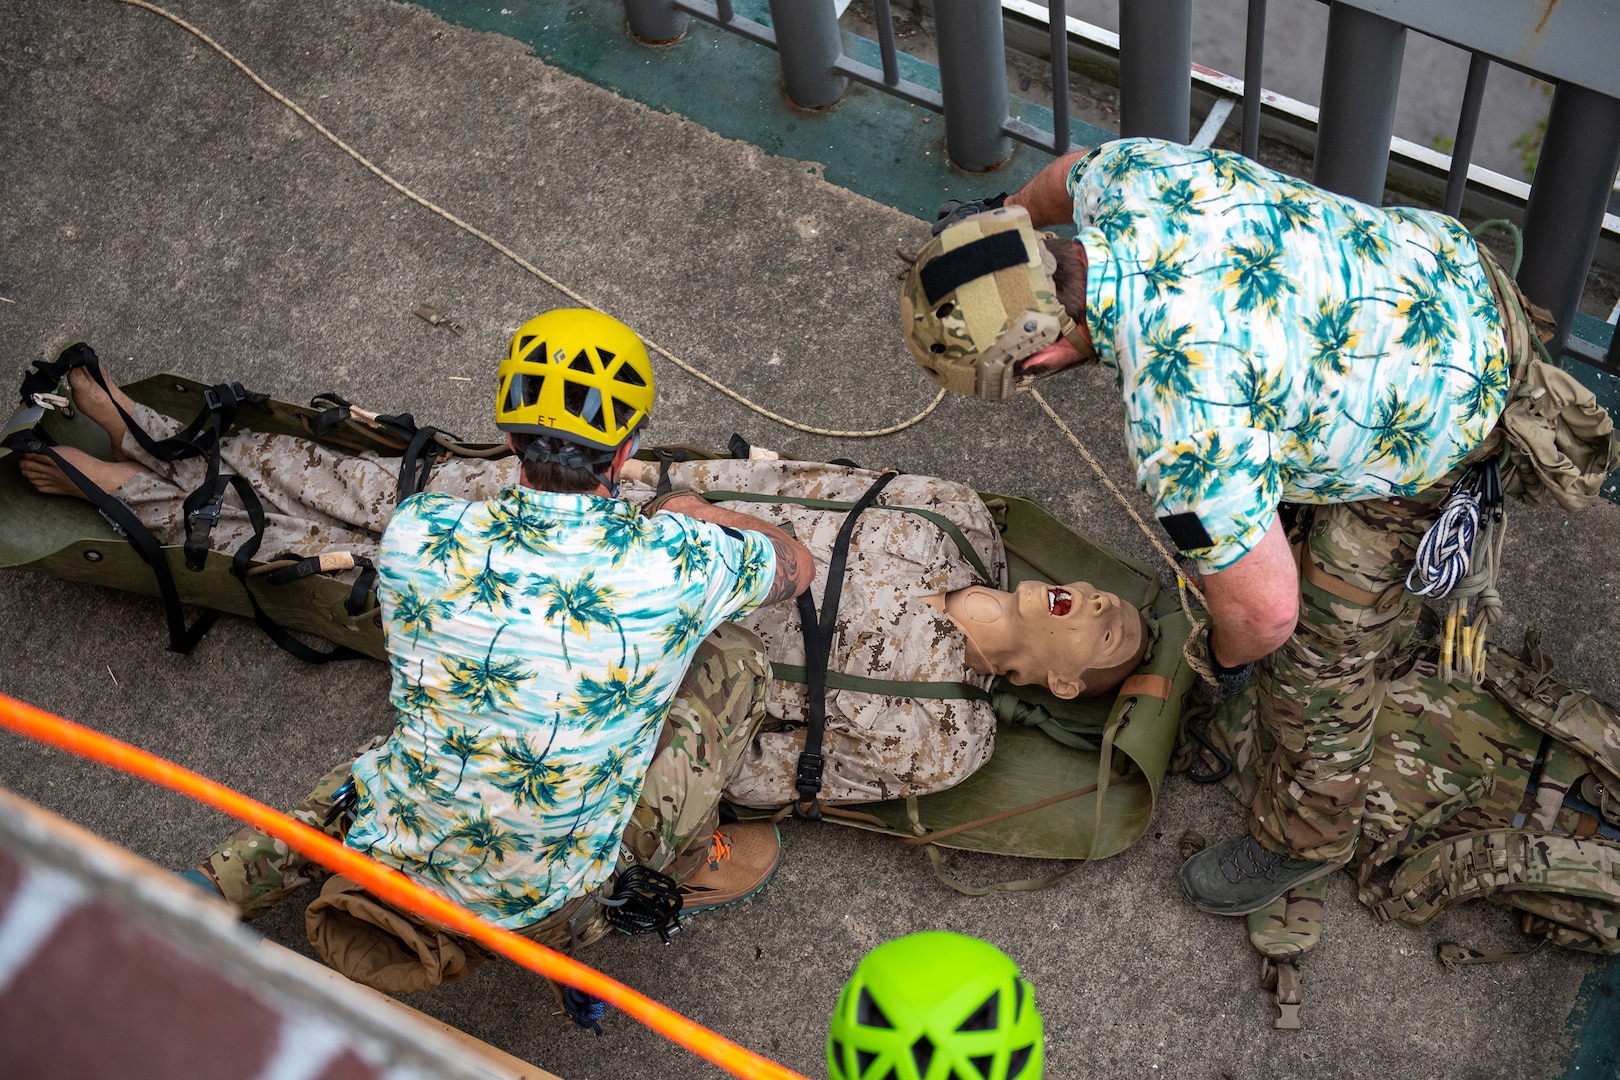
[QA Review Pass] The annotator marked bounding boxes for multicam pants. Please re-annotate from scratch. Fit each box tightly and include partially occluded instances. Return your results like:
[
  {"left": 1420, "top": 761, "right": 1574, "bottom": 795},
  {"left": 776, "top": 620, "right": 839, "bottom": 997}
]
[
  {"left": 202, "top": 621, "right": 771, "bottom": 927},
  {"left": 1249, "top": 469, "right": 1482, "bottom": 862}
]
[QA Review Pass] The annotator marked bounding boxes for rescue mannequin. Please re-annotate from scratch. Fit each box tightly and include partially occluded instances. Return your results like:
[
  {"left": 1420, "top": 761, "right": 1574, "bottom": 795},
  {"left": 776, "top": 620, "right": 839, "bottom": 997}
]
[{"left": 20, "top": 359, "right": 1146, "bottom": 809}]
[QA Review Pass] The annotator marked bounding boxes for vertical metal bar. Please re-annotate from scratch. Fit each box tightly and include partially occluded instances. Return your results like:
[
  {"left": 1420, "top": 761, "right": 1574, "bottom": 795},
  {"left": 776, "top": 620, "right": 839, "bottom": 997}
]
[
  {"left": 1048, "top": 0, "right": 1071, "bottom": 153},
  {"left": 1442, "top": 53, "right": 1491, "bottom": 218},
  {"left": 1118, "top": 0, "right": 1192, "bottom": 142},
  {"left": 1609, "top": 326, "right": 1620, "bottom": 370},
  {"left": 1311, "top": 3, "right": 1406, "bottom": 204},
  {"left": 872, "top": 0, "right": 899, "bottom": 86},
  {"left": 622, "top": 0, "right": 688, "bottom": 44},
  {"left": 717, "top": 0, "right": 734, "bottom": 23},
  {"left": 934, "top": 0, "right": 1012, "bottom": 171},
  {"left": 766, "top": 0, "right": 848, "bottom": 110},
  {"left": 1241, "top": 0, "right": 1267, "bottom": 159},
  {"left": 1517, "top": 82, "right": 1620, "bottom": 360}
]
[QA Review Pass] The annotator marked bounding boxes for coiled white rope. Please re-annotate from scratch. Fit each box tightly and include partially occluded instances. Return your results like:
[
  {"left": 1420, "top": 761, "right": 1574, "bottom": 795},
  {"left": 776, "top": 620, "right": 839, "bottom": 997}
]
[{"left": 1405, "top": 487, "right": 1480, "bottom": 598}]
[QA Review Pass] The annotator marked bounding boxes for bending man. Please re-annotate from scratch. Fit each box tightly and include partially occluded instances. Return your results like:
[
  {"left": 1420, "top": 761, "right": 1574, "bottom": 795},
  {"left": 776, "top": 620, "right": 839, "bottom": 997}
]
[{"left": 901, "top": 137, "right": 1615, "bottom": 916}]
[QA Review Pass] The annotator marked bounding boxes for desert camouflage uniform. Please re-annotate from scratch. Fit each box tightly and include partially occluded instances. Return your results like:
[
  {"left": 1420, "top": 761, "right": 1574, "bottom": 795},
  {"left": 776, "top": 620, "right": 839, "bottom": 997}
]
[
  {"left": 202, "top": 621, "right": 770, "bottom": 922},
  {"left": 619, "top": 459, "right": 1008, "bottom": 806},
  {"left": 112, "top": 408, "right": 1009, "bottom": 805},
  {"left": 114, "top": 401, "right": 519, "bottom": 559}
]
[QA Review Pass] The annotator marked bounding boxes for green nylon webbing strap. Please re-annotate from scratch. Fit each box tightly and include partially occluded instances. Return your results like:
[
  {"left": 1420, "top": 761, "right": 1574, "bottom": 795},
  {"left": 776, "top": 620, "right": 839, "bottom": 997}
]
[
  {"left": 697, "top": 489, "right": 994, "bottom": 586},
  {"left": 768, "top": 662, "right": 990, "bottom": 702}
]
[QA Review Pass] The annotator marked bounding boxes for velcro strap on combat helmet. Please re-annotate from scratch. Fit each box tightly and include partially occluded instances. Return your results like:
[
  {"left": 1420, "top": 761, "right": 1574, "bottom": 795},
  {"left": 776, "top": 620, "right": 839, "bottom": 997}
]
[{"left": 919, "top": 230, "right": 1031, "bottom": 307}]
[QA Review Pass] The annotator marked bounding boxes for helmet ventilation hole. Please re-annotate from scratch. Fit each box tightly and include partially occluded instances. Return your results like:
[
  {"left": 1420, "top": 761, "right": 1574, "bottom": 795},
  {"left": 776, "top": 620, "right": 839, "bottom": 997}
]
[
  {"left": 936, "top": 302, "right": 954, "bottom": 317},
  {"left": 856, "top": 988, "right": 893, "bottom": 1029},
  {"left": 970, "top": 1054, "right": 996, "bottom": 1078},
  {"left": 855, "top": 1049, "right": 879, "bottom": 1076},
  {"left": 910, "top": 1035, "right": 935, "bottom": 1076},
  {"left": 929, "top": 343, "right": 946, "bottom": 354},
  {"left": 1007, "top": 1045, "right": 1034, "bottom": 1078},
  {"left": 569, "top": 349, "right": 596, "bottom": 373},
  {"left": 612, "top": 398, "right": 638, "bottom": 430},
  {"left": 520, "top": 375, "right": 544, "bottom": 409},
  {"left": 957, "top": 990, "right": 998, "bottom": 1032}
]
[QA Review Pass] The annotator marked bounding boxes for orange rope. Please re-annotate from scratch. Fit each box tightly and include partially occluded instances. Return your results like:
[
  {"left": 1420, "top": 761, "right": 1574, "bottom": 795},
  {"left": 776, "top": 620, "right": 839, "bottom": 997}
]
[{"left": 0, "top": 691, "right": 806, "bottom": 1080}]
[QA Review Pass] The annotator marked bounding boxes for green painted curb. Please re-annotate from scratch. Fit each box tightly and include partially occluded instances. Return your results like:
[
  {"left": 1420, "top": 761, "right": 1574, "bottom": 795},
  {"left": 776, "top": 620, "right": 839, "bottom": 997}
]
[{"left": 1563, "top": 957, "right": 1619, "bottom": 1079}]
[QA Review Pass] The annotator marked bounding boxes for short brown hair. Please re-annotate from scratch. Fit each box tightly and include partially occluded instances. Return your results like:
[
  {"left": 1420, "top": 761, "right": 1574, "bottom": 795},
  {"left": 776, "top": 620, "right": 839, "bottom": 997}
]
[
  {"left": 1043, "top": 237, "right": 1086, "bottom": 323},
  {"left": 508, "top": 432, "right": 605, "bottom": 494}
]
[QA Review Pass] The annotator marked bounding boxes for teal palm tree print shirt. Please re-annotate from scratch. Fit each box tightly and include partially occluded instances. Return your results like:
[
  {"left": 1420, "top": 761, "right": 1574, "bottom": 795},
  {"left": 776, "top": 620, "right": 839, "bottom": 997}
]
[
  {"left": 1072, "top": 138, "right": 1510, "bottom": 572},
  {"left": 345, "top": 486, "right": 776, "bottom": 929}
]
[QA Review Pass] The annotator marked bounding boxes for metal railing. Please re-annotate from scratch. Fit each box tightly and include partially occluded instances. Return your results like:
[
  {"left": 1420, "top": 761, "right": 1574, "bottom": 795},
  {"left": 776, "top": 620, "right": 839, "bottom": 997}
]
[{"left": 620, "top": 0, "right": 1620, "bottom": 371}]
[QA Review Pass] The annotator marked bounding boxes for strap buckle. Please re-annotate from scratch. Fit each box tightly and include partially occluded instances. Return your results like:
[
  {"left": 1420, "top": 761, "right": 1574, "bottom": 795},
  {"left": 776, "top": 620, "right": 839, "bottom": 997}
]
[
  {"left": 188, "top": 496, "right": 223, "bottom": 527},
  {"left": 97, "top": 497, "right": 135, "bottom": 539},
  {"left": 202, "top": 381, "right": 248, "bottom": 413},
  {"left": 793, "top": 752, "right": 825, "bottom": 819}
]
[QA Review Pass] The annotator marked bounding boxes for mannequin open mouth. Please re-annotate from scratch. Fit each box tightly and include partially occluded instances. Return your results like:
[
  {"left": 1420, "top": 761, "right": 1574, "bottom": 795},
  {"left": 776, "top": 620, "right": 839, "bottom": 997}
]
[{"left": 1047, "top": 587, "right": 1072, "bottom": 616}]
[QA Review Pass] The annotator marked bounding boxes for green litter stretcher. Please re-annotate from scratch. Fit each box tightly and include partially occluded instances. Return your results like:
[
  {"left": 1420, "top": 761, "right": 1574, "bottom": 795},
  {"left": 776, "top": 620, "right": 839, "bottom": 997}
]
[{"left": 0, "top": 369, "right": 1194, "bottom": 867}]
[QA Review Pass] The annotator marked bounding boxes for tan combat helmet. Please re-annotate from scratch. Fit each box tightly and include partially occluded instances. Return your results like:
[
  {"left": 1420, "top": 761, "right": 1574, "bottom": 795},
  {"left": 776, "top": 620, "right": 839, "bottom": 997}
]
[{"left": 899, "top": 206, "right": 1091, "bottom": 402}]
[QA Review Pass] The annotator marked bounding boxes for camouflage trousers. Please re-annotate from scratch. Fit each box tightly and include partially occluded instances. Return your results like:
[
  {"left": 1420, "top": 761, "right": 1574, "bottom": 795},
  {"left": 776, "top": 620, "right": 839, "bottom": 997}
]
[
  {"left": 202, "top": 621, "right": 771, "bottom": 926},
  {"left": 116, "top": 402, "right": 518, "bottom": 559},
  {"left": 1249, "top": 480, "right": 1465, "bottom": 862}
]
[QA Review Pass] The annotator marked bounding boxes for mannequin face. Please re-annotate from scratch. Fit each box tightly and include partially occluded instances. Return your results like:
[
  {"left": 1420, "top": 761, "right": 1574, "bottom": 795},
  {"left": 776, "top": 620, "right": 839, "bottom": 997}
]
[{"left": 943, "top": 580, "right": 1147, "bottom": 699}]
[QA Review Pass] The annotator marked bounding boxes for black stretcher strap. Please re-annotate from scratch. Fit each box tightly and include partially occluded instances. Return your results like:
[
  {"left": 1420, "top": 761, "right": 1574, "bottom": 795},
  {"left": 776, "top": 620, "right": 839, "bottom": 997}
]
[
  {"left": 261, "top": 553, "right": 377, "bottom": 617},
  {"left": 3, "top": 428, "right": 217, "bottom": 654},
  {"left": 205, "top": 471, "right": 370, "bottom": 663},
  {"left": 12, "top": 349, "right": 367, "bottom": 662},
  {"left": 396, "top": 424, "right": 443, "bottom": 501},
  {"left": 792, "top": 469, "right": 900, "bottom": 818}
]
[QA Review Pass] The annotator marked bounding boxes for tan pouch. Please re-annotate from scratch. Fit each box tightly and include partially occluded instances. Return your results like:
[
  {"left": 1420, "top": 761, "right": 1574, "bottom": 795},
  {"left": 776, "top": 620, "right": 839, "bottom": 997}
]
[
  {"left": 305, "top": 875, "right": 487, "bottom": 993},
  {"left": 1499, "top": 358, "right": 1620, "bottom": 513}
]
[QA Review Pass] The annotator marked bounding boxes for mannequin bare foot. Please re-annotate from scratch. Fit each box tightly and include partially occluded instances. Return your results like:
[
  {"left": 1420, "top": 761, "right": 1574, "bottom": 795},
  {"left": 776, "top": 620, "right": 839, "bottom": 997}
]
[
  {"left": 66, "top": 364, "right": 138, "bottom": 460},
  {"left": 18, "top": 448, "right": 149, "bottom": 500}
]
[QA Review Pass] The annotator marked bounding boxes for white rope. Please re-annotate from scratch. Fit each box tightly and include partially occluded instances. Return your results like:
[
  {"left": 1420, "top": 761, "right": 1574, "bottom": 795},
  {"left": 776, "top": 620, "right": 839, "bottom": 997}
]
[
  {"left": 1030, "top": 389, "right": 1206, "bottom": 612},
  {"left": 107, "top": 0, "right": 944, "bottom": 440}
]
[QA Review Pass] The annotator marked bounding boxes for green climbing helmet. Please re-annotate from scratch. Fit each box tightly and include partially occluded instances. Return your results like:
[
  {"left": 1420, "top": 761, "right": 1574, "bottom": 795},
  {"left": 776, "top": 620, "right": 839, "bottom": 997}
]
[{"left": 827, "top": 932, "right": 1043, "bottom": 1080}]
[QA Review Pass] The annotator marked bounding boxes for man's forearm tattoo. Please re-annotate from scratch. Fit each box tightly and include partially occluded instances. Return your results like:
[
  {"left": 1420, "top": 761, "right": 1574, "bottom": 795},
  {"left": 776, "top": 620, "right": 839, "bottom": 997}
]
[{"left": 763, "top": 537, "right": 809, "bottom": 605}]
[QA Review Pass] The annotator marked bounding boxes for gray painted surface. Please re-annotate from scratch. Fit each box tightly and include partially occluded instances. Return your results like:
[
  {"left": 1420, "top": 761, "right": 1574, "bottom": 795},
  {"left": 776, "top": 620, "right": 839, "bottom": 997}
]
[{"left": 1, "top": 1, "right": 1615, "bottom": 1077}]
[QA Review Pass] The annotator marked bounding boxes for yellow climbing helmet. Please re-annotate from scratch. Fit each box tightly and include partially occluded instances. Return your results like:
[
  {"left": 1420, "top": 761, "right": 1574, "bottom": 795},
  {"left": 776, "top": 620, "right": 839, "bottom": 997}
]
[{"left": 496, "top": 308, "right": 655, "bottom": 451}]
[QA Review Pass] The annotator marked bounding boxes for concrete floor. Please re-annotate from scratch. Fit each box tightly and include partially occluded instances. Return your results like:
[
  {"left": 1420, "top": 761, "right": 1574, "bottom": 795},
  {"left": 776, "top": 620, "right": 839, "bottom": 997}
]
[{"left": 2, "top": 1, "right": 1616, "bottom": 1077}]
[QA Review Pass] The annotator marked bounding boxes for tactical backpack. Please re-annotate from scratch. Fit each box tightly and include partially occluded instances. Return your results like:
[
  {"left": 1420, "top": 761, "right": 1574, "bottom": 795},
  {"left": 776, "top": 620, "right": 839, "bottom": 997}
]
[{"left": 1188, "top": 631, "right": 1620, "bottom": 1027}]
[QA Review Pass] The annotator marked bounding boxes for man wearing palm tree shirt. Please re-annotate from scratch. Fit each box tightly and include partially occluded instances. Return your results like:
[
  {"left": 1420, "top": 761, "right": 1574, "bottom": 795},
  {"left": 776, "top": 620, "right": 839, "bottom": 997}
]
[
  {"left": 905, "top": 137, "right": 1537, "bottom": 917},
  {"left": 189, "top": 309, "right": 814, "bottom": 982}
]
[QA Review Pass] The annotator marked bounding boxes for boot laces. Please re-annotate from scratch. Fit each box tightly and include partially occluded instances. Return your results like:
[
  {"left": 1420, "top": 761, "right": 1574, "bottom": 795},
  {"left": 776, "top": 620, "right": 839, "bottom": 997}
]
[
  {"left": 1221, "top": 837, "right": 1286, "bottom": 883},
  {"left": 708, "top": 828, "right": 732, "bottom": 871}
]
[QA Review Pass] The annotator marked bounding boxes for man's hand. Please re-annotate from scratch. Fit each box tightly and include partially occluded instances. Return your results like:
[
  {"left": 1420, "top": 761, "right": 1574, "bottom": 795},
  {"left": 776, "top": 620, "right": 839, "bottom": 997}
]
[
  {"left": 658, "top": 493, "right": 815, "bottom": 604},
  {"left": 932, "top": 193, "right": 1007, "bottom": 236}
]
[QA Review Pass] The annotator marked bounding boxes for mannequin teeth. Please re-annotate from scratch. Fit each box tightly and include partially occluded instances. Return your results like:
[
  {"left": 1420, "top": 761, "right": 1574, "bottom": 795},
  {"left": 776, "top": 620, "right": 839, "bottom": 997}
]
[{"left": 1048, "top": 588, "right": 1072, "bottom": 616}]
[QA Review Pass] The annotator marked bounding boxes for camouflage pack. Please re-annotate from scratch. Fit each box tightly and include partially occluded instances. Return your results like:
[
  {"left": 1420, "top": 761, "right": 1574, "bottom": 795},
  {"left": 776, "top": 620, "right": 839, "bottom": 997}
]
[{"left": 1203, "top": 632, "right": 1620, "bottom": 958}]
